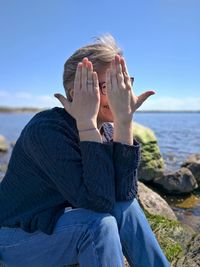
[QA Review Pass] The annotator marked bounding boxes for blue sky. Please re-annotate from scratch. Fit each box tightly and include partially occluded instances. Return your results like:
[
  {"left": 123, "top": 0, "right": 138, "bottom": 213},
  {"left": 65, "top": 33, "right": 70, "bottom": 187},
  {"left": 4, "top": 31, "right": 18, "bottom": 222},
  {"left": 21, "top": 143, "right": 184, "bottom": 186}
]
[{"left": 0, "top": 0, "right": 199, "bottom": 110}]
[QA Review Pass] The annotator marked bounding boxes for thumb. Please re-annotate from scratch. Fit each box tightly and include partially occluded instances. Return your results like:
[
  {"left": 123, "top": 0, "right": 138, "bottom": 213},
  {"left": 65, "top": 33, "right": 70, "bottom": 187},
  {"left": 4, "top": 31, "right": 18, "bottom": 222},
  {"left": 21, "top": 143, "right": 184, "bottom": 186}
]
[
  {"left": 54, "top": 93, "right": 70, "bottom": 112},
  {"left": 136, "top": 90, "right": 155, "bottom": 109}
]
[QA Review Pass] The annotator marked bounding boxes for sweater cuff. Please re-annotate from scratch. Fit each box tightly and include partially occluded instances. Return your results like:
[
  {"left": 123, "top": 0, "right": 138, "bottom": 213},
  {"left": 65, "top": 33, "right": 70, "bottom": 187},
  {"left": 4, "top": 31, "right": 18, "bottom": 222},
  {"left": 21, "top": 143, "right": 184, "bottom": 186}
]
[
  {"left": 79, "top": 141, "right": 115, "bottom": 203},
  {"left": 113, "top": 139, "right": 140, "bottom": 170}
]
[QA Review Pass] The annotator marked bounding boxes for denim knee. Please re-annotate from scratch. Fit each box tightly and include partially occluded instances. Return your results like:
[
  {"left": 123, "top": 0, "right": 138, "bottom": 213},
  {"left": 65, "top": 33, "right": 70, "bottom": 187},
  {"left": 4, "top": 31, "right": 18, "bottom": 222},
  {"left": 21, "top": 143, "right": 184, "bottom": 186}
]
[
  {"left": 77, "top": 213, "right": 124, "bottom": 266},
  {"left": 87, "top": 213, "right": 119, "bottom": 239},
  {"left": 110, "top": 200, "right": 135, "bottom": 228}
]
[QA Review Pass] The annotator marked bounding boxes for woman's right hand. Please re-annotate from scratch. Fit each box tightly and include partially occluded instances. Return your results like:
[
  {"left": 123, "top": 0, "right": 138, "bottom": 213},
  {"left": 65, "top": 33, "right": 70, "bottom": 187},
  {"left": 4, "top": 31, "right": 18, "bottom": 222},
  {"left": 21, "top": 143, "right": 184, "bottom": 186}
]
[{"left": 54, "top": 58, "right": 100, "bottom": 130}]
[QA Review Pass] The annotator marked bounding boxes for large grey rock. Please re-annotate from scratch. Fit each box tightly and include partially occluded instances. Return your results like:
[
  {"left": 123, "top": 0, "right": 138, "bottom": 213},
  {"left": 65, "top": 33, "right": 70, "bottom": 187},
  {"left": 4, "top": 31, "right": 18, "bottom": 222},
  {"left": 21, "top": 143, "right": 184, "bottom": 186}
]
[
  {"left": 154, "top": 167, "right": 198, "bottom": 194},
  {"left": 138, "top": 181, "right": 177, "bottom": 220},
  {"left": 175, "top": 233, "right": 200, "bottom": 267},
  {"left": 181, "top": 154, "right": 200, "bottom": 186},
  {"left": 0, "top": 135, "right": 8, "bottom": 152}
]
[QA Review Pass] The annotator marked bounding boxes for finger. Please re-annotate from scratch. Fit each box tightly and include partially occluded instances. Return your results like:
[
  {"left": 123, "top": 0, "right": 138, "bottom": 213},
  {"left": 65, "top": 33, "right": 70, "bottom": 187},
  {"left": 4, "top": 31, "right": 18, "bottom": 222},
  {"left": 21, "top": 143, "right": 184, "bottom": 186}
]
[
  {"left": 123, "top": 71, "right": 132, "bottom": 90},
  {"left": 120, "top": 57, "right": 131, "bottom": 88},
  {"left": 115, "top": 55, "right": 122, "bottom": 73},
  {"left": 106, "top": 68, "right": 111, "bottom": 95},
  {"left": 81, "top": 57, "right": 88, "bottom": 90},
  {"left": 136, "top": 90, "right": 156, "bottom": 109},
  {"left": 54, "top": 93, "right": 70, "bottom": 111},
  {"left": 120, "top": 57, "right": 130, "bottom": 76},
  {"left": 92, "top": 71, "right": 100, "bottom": 97},
  {"left": 74, "top": 62, "right": 82, "bottom": 94},
  {"left": 115, "top": 55, "right": 125, "bottom": 88},
  {"left": 111, "top": 59, "right": 118, "bottom": 92},
  {"left": 87, "top": 61, "right": 94, "bottom": 92}
]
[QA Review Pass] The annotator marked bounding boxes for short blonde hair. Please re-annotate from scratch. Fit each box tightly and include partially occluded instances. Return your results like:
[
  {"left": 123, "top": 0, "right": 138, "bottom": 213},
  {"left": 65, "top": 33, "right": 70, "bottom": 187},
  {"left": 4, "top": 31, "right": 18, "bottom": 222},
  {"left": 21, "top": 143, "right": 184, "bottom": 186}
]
[{"left": 63, "top": 34, "right": 123, "bottom": 101}]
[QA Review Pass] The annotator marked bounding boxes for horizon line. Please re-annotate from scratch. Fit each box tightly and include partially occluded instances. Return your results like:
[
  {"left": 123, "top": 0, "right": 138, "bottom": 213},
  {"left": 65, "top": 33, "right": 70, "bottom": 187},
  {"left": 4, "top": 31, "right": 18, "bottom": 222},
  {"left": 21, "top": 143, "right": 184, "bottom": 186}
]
[{"left": 0, "top": 106, "right": 199, "bottom": 113}]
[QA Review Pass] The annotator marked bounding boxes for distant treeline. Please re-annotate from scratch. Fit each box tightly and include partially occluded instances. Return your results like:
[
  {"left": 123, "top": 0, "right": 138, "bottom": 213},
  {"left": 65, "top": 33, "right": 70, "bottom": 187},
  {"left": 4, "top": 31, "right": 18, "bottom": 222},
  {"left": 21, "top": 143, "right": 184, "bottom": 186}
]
[
  {"left": 136, "top": 110, "right": 200, "bottom": 113},
  {"left": 0, "top": 106, "right": 47, "bottom": 113}
]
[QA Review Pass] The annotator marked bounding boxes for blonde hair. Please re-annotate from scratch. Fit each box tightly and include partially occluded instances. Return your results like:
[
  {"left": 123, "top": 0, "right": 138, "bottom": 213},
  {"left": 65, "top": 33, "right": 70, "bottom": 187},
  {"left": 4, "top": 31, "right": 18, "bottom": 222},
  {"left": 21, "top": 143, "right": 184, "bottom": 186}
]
[{"left": 63, "top": 34, "right": 123, "bottom": 101}]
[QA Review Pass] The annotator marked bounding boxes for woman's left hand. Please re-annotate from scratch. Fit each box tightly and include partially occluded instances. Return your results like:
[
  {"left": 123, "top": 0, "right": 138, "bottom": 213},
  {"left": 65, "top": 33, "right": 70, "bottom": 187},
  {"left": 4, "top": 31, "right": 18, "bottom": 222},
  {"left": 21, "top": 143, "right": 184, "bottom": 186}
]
[{"left": 106, "top": 55, "right": 155, "bottom": 124}]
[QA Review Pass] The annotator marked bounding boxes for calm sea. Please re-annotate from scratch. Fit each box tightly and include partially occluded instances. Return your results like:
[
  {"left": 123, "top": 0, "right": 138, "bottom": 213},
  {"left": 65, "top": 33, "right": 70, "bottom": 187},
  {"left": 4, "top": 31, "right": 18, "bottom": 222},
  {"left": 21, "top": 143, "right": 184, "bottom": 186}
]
[
  {"left": 0, "top": 111, "right": 199, "bottom": 172},
  {"left": 0, "top": 110, "right": 200, "bottom": 231}
]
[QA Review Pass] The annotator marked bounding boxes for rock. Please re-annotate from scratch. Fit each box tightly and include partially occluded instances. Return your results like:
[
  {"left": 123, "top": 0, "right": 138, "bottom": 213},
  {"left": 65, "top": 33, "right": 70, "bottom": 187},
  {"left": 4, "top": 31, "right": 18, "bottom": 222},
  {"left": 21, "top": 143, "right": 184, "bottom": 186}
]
[
  {"left": 138, "top": 181, "right": 177, "bottom": 220},
  {"left": 0, "top": 163, "right": 7, "bottom": 182},
  {"left": 133, "top": 122, "right": 164, "bottom": 182},
  {"left": 145, "top": 210, "right": 195, "bottom": 266},
  {"left": 133, "top": 123, "right": 199, "bottom": 193},
  {"left": 154, "top": 167, "right": 198, "bottom": 194},
  {"left": 0, "top": 135, "right": 8, "bottom": 152},
  {"left": 133, "top": 122, "right": 157, "bottom": 144},
  {"left": 174, "top": 206, "right": 200, "bottom": 233},
  {"left": 175, "top": 233, "right": 200, "bottom": 267},
  {"left": 10, "top": 141, "right": 16, "bottom": 148},
  {"left": 181, "top": 154, "right": 200, "bottom": 186}
]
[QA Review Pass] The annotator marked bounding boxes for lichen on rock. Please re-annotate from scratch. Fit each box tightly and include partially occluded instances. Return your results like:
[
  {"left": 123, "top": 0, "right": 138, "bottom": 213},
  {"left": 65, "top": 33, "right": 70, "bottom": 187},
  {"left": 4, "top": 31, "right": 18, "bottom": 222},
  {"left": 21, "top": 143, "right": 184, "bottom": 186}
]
[{"left": 133, "top": 122, "right": 164, "bottom": 182}]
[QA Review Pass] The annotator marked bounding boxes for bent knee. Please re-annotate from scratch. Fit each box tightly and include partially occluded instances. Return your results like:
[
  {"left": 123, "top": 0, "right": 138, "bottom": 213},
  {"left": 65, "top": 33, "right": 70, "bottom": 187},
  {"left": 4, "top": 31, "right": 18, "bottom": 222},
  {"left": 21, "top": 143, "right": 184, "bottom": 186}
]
[{"left": 90, "top": 213, "right": 119, "bottom": 237}]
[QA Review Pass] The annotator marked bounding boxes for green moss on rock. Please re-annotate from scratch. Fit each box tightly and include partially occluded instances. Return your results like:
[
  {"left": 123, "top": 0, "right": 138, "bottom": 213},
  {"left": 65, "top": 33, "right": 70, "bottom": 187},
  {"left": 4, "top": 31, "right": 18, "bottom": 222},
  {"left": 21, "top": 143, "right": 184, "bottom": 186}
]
[
  {"left": 133, "top": 122, "right": 165, "bottom": 181},
  {"left": 144, "top": 211, "right": 195, "bottom": 266},
  {"left": 133, "top": 122, "right": 157, "bottom": 144},
  {"left": 145, "top": 212, "right": 183, "bottom": 262}
]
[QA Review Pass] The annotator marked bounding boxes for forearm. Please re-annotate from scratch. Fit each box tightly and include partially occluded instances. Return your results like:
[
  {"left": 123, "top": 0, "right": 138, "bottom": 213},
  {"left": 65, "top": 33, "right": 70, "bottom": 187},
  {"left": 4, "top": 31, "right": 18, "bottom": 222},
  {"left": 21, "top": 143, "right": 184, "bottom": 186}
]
[{"left": 113, "top": 120, "right": 133, "bottom": 145}]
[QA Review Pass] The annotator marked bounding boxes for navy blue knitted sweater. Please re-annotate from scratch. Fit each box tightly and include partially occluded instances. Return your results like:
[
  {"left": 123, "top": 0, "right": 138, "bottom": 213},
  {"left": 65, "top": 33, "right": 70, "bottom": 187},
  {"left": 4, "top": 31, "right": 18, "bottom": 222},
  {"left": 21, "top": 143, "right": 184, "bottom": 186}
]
[{"left": 0, "top": 107, "right": 140, "bottom": 235}]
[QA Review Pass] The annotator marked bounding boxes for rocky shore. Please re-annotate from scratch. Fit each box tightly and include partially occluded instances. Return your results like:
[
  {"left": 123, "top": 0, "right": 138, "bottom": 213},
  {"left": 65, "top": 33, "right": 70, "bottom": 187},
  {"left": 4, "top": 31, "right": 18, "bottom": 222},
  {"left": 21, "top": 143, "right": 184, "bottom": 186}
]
[{"left": 0, "top": 122, "right": 200, "bottom": 267}]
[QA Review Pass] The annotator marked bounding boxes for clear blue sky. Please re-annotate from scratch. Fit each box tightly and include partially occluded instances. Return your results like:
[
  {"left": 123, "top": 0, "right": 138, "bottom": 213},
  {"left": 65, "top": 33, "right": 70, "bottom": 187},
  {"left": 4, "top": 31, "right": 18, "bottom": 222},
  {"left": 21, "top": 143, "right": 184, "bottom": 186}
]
[{"left": 0, "top": 0, "right": 199, "bottom": 110}]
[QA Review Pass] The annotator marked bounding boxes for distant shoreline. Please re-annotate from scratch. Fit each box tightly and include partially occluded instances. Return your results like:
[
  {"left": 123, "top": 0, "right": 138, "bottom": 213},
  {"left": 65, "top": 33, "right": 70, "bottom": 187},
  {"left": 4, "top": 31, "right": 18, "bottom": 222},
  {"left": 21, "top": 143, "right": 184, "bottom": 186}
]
[
  {"left": 0, "top": 107, "right": 47, "bottom": 113},
  {"left": 0, "top": 106, "right": 199, "bottom": 113},
  {"left": 136, "top": 110, "right": 200, "bottom": 113}
]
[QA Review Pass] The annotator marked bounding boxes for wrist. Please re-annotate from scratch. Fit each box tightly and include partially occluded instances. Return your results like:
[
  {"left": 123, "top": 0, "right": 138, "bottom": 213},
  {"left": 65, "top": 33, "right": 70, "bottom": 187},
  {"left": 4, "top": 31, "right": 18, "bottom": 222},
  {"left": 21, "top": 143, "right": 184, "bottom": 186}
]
[
  {"left": 114, "top": 120, "right": 133, "bottom": 129},
  {"left": 113, "top": 121, "right": 133, "bottom": 145},
  {"left": 79, "top": 128, "right": 102, "bottom": 143},
  {"left": 113, "top": 114, "right": 133, "bottom": 126},
  {"left": 76, "top": 121, "right": 97, "bottom": 131}
]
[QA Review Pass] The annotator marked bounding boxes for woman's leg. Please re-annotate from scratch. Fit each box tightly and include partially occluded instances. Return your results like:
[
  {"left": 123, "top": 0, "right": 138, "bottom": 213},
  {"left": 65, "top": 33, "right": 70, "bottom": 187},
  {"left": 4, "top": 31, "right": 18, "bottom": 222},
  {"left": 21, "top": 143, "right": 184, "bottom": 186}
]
[
  {"left": 110, "top": 198, "right": 171, "bottom": 267},
  {"left": 0, "top": 208, "right": 125, "bottom": 267}
]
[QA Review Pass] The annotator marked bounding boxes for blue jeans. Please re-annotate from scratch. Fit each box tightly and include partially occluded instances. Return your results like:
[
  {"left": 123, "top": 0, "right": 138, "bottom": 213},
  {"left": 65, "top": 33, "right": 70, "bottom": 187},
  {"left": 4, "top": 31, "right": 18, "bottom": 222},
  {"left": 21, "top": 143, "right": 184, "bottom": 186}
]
[{"left": 0, "top": 199, "right": 170, "bottom": 267}]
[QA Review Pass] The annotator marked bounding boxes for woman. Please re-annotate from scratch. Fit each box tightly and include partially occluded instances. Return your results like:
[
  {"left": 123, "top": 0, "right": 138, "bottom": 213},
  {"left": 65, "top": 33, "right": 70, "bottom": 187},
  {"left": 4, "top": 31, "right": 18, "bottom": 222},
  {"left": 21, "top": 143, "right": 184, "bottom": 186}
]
[{"left": 0, "top": 35, "right": 170, "bottom": 267}]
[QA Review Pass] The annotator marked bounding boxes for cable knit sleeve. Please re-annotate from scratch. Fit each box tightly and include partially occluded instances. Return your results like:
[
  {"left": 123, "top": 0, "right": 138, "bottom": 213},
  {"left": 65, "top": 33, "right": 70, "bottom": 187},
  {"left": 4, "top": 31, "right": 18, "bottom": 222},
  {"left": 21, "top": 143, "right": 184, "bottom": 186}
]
[
  {"left": 22, "top": 121, "right": 115, "bottom": 212},
  {"left": 102, "top": 122, "right": 140, "bottom": 201},
  {"left": 113, "top": 139, "right": 140, "bottom": 201}
]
